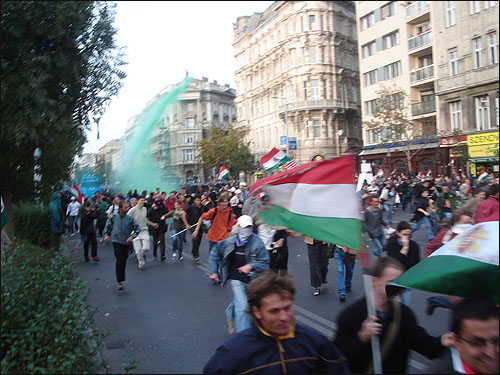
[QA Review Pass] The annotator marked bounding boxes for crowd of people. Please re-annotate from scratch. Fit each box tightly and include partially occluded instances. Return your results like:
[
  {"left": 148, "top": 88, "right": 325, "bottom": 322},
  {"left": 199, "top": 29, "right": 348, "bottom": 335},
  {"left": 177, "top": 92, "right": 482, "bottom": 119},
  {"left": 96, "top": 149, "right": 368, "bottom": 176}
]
[{"left": 46, "top": 168, "right": 498, "bottom": 374}]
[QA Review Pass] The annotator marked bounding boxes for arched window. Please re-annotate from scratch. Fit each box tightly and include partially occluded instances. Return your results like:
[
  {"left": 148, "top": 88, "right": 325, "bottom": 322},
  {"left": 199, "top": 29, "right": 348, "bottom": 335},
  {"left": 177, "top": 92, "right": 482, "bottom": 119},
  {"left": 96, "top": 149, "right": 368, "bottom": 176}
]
[
  {"left": 395, "top": 159, "right": 407, "bottom": 174},
  {"left": 420, "top": 158, "right": 433, "bottom": 174}
]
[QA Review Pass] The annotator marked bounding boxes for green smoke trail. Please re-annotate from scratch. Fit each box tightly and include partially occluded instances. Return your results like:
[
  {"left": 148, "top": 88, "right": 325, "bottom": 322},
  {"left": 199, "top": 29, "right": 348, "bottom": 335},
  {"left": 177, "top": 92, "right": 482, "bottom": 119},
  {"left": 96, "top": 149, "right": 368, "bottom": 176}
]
[{"left": 112, "top": 76, "right": 192, "bottom": 194}]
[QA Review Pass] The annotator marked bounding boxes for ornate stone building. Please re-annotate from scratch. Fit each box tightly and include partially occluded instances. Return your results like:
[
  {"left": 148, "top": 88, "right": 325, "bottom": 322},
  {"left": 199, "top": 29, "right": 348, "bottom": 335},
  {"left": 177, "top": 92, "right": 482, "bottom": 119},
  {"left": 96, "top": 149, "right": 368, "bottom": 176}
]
[{"left": 233, "top": 1, "right": 362, "bottom": 165}]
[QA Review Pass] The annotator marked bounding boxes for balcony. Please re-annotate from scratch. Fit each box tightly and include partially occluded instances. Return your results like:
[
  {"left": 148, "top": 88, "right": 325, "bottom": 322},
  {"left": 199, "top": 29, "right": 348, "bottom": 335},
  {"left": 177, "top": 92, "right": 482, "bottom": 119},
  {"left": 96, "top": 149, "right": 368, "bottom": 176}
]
[
  {"left": 408, "top": 30, "right": 432, "bottom": 51},
  {"left": 278, "top": 99, "right": 358, "bottom": 113},
  {"left": 412, "top": 99, "right": 435, "bottom": 116},
  {"left": 406, "top": 1, "right": 430, "bottom": 19},
  {"left": 410, "top": 64, "right": 434, "bottom": 84}
]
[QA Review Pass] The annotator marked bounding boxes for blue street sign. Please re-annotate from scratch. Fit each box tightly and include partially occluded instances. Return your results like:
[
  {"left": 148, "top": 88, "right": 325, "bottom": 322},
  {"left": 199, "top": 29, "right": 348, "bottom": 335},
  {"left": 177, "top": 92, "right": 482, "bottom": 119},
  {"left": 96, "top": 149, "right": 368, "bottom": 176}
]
[
  {"left": 288, "top": 137, "right": 297, "bottom": 150},
  {"left": 280, "top": 136, "right": 287, "bottom": 146}
]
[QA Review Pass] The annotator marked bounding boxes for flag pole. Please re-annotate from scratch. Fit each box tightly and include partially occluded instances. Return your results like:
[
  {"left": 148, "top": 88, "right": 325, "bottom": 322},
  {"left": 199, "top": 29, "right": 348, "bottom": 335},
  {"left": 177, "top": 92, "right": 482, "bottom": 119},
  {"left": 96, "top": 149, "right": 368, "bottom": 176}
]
[{"left": 359, "top": 239, "right": 383, "bottom": 374}]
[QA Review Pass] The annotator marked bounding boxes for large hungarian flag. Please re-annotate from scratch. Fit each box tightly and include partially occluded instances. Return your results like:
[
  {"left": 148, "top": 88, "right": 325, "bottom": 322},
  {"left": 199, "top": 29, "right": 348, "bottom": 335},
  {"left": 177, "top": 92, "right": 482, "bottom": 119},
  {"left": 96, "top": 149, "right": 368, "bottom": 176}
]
[
  {"left": 250, "top": 156, "right": 363, "bottom": 250},
  {"left": 216, "top": 166, "right": 230, "bottom": 181},
  {"left": 260, "top": 147, "right": 290, "bottom": 171},
  {"left": 70, "top": 184, "right": 83, "bottom": 204},
  {"left": 388, "top": 221, "right": 499, "bottom": 302}
]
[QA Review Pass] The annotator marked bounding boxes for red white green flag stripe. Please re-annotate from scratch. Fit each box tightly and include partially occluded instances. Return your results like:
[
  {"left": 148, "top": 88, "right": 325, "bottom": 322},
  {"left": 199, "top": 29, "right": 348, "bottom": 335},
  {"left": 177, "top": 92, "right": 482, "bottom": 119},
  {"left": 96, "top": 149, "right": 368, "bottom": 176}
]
[
  {"left": 70, "top": 184, "right": 83, "bottom": 204},
  {"left": 260, "top": 147, "right": 290, "bottom": 171},
  {"left": 389, "top": 221, "right": 499, "bottom": 302},
  {"left": 250, "top": 156, "right": 363, "bottom": 250},
  {"left": 478, "top": 170, "right": 489, "bottom": 181},
  {"left": 216, "top": 166, "right": 230, "bottom": 181}
]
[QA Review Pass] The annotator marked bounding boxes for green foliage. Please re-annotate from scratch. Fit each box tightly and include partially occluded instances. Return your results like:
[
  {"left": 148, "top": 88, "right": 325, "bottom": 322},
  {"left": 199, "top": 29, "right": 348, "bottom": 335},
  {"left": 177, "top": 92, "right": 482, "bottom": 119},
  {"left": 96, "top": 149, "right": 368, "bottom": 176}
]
[
  {"left": 1, "top": 1, "right": 126, "bottom": 203},
  {"left": 12, "top": 203, "right": 51, "bottom": 248},
  {"left": 1, "top": 242, "right": 107, "bottom": 374},
  {"left": 197, "top": 126, "right": 256, "bottom": 176}
]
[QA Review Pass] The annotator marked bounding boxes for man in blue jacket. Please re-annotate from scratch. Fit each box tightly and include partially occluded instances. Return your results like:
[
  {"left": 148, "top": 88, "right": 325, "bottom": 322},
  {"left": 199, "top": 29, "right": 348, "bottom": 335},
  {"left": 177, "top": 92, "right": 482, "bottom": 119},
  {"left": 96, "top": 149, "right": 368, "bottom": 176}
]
[
  {"left": 203, "top": 270, "right": 349, "bottom": 374},
  {"left": 104, "top": 200, "right": 140, "bottom": 290},
  {"left": 208, "top": 215, "right": 269, "bottom": 334}
]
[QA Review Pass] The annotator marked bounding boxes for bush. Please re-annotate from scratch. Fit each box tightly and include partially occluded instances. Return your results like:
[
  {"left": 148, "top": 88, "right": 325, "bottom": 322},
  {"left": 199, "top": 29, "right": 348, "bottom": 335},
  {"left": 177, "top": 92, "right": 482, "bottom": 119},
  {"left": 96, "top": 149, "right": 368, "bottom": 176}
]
[
  {"left": 1, "top": 242, "right": 106, "bottom": 374},
  {"left": 12, "top": 203, "right": 51, "bottom": 248}
]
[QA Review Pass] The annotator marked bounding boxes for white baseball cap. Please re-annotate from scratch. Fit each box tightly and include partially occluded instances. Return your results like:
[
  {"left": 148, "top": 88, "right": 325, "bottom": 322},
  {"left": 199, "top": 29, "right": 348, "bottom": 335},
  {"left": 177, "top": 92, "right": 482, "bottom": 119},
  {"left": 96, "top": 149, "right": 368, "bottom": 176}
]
[
  {"left": 237, "top": 215, "right": 253, "bottom": 228},
  {"left": 235, "top": 189, "right": 242, "bottom": 194}
]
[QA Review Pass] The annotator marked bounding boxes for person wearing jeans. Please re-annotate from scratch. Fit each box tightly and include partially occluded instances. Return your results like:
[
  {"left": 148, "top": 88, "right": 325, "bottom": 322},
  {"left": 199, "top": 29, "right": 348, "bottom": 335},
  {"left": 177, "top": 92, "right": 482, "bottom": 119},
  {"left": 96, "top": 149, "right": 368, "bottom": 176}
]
[
  {"left": 164, "top": 200, "right": 190, "bottom": 260},
  {"left": 364, "top": 196, "right": 391, "bottom": 258},
  {"left": 410, "top": 189, "right": 435, "bottom": 242},
  {"left": 104, "top": 200, "right": 140, "bottom": 290},
  {"left": 207, "top": 215, "right": 269, "bottom": 334},
  {"left": 333, "top": 245, "right": 355, "bottom": 303}
]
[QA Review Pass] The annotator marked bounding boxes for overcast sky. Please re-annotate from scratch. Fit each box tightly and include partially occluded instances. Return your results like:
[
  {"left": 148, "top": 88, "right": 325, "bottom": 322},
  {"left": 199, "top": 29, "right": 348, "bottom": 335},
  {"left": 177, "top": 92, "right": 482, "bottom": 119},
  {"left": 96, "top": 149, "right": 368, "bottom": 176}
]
[{"left": 83, "top": 1, "right": 273, "bottom": 154}]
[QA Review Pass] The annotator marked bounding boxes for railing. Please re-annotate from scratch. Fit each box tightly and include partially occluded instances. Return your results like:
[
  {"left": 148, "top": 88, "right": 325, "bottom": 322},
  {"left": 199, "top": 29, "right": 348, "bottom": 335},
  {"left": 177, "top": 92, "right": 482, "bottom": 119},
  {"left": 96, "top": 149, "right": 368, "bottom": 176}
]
[
  {"left": 408, "top": 30, "right": 432, "bottom": 50},
  {"left": 412, "top": 99, "right": 435, "bottom": 116},
  {"left": 410, "top": 64, "right": 434, "bottom": 83},
  {"left": 278, "top": 99, "right": 357, "bottom": 112},
  {"left": 406, "top": 1, "right": 430, "bottom": 19}
]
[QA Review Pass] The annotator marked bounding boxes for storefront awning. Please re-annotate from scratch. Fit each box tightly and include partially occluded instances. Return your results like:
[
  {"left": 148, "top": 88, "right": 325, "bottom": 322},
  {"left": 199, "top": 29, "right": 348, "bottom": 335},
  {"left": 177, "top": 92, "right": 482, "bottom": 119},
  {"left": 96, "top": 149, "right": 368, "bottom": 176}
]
[
  {"left": 470, "top": 157, "right": 499, "bottom": 163},
  {"left": 359, "top": 142, "right": 440, "bottom": 156}
]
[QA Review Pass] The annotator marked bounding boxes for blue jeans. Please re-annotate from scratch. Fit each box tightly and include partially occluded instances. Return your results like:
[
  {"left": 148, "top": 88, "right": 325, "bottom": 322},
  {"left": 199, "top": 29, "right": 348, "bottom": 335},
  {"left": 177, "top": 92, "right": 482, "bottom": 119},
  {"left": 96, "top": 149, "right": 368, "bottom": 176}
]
[
  {"left": 333, "top": 247, "right": 355, "bottom": 296},
  {"left": 172, "top": 230, "right": 185, "bottom": 257},
  {"left": 369, "top": 234, "right": 386, "bottom": 258},
  {"left": 441, "top": 211, "right": 452, "bottom": 221},
  {"left": 208, "top": 240, "right": 217, "bottom": 254},
  {"left": 396, "top": 288, "right": 412, "bottom": 307},
  {"left": 226, "top": 279, "right": 250, "bottom": 333},
  {"left": 411, "top": 216, "right": 435, "bottom": 241},
  {"left": 383, "top": 203, "right": 393, "bottom": 224}
]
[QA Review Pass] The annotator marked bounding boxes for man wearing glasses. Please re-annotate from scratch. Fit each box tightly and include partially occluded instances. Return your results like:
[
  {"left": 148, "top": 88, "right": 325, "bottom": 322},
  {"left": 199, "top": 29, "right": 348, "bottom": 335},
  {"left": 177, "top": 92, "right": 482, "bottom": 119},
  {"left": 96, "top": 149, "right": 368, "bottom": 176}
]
[{"left": 426, "top": 297, "right": 499, "bottom": 374}]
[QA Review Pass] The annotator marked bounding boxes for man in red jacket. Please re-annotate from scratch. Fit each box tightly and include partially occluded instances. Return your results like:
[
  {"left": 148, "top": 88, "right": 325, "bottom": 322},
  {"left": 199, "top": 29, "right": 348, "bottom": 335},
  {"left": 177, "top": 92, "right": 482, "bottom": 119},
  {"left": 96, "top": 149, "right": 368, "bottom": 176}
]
[{"left": 474, "top": 184, "right": 499, "bottom": 223}]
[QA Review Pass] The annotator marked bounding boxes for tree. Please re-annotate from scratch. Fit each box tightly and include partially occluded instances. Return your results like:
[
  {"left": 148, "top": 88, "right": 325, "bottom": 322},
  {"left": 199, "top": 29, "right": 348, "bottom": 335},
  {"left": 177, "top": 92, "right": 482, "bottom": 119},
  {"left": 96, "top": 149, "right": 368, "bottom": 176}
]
[
  {"left": 1, "top": 1, "right": 126, "bottom": 239},
  {"left": 363, "top": 85, "right": 436, "bottom": 173},
  {"left": 197, "top": 126, "right": 256, "bottom": 178}
]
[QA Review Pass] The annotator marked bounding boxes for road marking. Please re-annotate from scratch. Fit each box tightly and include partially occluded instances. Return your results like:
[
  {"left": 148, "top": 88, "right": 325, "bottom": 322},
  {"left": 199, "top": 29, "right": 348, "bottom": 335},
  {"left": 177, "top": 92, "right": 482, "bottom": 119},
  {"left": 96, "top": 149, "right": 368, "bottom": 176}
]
[
  {"left": 408, "top": 358, "right": 427, "bottom": 371},
  {"left": 294, "top": 314, "right": 334, "bottom": 339},
  {"left": 293, "top": 304, "right": 337, "bottom": 331}
]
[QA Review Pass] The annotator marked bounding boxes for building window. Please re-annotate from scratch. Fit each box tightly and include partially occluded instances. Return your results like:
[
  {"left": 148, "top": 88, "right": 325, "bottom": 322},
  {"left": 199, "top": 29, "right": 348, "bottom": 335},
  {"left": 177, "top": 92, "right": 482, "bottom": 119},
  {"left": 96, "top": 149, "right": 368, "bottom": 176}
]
[
  {"left": 303, "top": 81, "right": 307, "bottom": 100},
  {"left": 323, "top": 79, "right": 327, "bottom": 99},
  {"left": 313, "top": 120, "right": 321, "bottom": 138},
  {"left": 182, "top": 149, "right": 194, "bottom": 162},
  {"left": 186, "top": 117, "right": 195, "bottom": 127},
  {"left": 449, "top": 49, "right": 459, "bottom": 76},
  {"left": 320, "top": 46, "right": 324, "bottom": 63},
  {"left": 475, "top": 95, "right": 490, "bottom": 130},
  {"left": 469, "top": 1, "right": 481, "bottom": 14},
  {"left": 487, "top": 32, "right": 498, "bottom": 64},
  {"left": 365, "top": 99, "right": 378, "bottom": 115},
  {"left": 381, "top": 1, "right": 397, "bottom": 19},
  {"left": 484, "top": 1, "right": 496, "bottom": 9},
  {"left": 445, "top": 1, "right": 456, "bottom": 27},
  {"left": 360, "top": 12, "right": 375, "bottom": 31},
  {"left": 362, "top": 41, "right": 376, "bottom": 58},
  {"left": 184, "top": 133, "right": 196, "bottom": 144},
  {"left": 364, "top": 70, "right": 377, "bottom": 87},
  {"left": 384, "top": 60, "right": 401, "bottom": 80},
  {"left": 309, "top": 46, "right": 317, "bottom": 63},
  {"left": 309, "top": 15, "right": 316, "bottom": 30},
  {"left": 449, "top": 101, "right": 463, "bottom": 130},
  {"left": 383, "top": 30, "right": 400, "bottom": 50},
  {"left": 472, "top": 37, "right": 483, "bottom": 68},
  {"left": 311, "top": 80, "right": 320, "bottom": 99}
]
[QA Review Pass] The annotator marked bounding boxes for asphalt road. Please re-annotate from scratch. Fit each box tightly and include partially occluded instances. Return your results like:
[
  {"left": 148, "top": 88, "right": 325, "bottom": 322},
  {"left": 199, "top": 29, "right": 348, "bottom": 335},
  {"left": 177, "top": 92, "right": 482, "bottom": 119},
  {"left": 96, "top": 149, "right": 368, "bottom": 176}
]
[{"left": 65, "top": 207, "right": 451, "bottom": 374}]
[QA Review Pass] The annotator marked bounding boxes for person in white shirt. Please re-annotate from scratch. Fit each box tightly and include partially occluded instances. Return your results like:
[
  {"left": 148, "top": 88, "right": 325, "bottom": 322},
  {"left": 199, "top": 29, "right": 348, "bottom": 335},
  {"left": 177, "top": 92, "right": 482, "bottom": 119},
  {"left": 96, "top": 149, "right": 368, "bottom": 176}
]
[
  {"left": 128, "top": 197, "right": 157, "bottom": 270},
  {"left": 66, "top": 196, "right": 80, "bottom": 235}
]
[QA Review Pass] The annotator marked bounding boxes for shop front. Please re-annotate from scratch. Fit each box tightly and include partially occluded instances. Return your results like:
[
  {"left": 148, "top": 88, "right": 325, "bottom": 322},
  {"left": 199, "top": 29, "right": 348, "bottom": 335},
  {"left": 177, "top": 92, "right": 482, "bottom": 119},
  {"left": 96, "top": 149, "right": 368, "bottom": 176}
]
[
  {"left": 467, "top": 131, "right": 499, "bottom": 177},
  {"left": 439, "top": 135, "right": 468, "bottom": 175}
]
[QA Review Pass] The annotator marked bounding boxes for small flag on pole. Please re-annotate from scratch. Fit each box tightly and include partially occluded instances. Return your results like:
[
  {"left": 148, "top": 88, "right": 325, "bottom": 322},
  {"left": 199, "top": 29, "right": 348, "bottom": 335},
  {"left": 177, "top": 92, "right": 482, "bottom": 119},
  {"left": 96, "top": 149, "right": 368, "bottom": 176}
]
[
  {"left": 260, "top": 147, "right": 291, "bottom": 171},
  {"left": 478, "top": 170, "right": 489, "bottom": 182},
  {"left": 1, "top": 196, "right": 7, "bottom": 230},
  {"left": 390, "top": 169, "right": 396, "bottom": 176},
  {"left": 448, "top": 158, "right": 455, "bottom": 167},
  {"left": 216, "top": 166, "right": 230, "bottom": 181},
  {"left": 426, "top": 168, "right": 432, "bottom": 177},
  {"left": 417, "top": 171, "right": 424, "bottom": 181},
  {"left": 70, "top": 184, "right": 84, "bottom": 204}
]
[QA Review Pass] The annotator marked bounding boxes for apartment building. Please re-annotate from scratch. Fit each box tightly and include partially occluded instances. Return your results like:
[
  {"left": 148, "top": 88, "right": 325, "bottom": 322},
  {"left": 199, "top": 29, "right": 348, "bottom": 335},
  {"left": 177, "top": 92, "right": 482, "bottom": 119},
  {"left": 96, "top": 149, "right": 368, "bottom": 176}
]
[
  {"left": 357, "top": 1, "right": 499, "bottom": 176},
  {"left": 433, "top": 0, "right": 499, "bottom": 175},
  {"left": 356, "top": 0, "right": 440, "bottom": 175},
  {"left": 233, "top": 1, "right": 362, "bottom": 166}
]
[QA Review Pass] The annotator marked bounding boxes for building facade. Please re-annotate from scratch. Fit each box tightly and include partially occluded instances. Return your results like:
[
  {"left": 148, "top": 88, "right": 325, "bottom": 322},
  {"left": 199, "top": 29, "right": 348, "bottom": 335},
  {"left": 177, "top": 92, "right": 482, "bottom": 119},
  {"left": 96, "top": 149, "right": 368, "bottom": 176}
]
[
  {"left": 357, "top": 1, "right": 499, "bottom": 177},
  {"left": 433, "top": 0, "right": 499, "bottom": 176},
  {"left": 233, "top": 1, "right": 362, "bottom": 166}
]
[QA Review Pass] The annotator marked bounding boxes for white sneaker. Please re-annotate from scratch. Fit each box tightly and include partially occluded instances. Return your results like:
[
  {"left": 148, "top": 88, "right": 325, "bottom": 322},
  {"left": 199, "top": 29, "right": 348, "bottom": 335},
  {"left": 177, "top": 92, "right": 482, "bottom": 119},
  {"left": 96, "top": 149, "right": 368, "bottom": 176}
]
[
  {"left": 117, "top": 283, "right": 123, "bottom": 290},
  {"left": 179, "top": 256, "right": 184, "bottom": 260},
  {"left": 172, "top": 253, "right": 178, "bottom": 259}
]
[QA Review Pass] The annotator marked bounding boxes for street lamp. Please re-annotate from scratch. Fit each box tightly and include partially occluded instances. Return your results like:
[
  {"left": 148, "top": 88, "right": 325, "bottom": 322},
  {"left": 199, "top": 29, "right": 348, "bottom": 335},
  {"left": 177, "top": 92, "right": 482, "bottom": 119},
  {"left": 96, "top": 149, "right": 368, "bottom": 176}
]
[{"left": 272, "top": 96, "right": 289, "bottom": 156}]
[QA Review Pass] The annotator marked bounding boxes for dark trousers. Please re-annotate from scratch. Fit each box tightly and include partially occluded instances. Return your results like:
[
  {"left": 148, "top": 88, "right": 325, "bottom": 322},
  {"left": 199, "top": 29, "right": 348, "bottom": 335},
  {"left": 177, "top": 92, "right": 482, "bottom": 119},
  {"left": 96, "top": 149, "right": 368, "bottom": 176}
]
[
  {"left": 269, "top": 249, "right": 289, "bottom": 274},
  {"left": 113, "top": 242, "right": 131, "bottom": 283},
  {"left": 191, "top": 230, "right": 203, "bottom": 258},
  {"left": 97, "top": 218, "right": 106, "bottom": 237},
  {"left": 84, "top": 232, "right": 97, "bottom": 257},
  {"left": 152, "top": 231, "right": 165, "bottom": 257},
  {"left": 307, "top": 241, "right": 329, "bottom": 288},
  {"left": 51, "top": 233, "right": 61, "bottom": 252},
  {"left": 402, "top": 196, "right": 411, "bottom": 211}
]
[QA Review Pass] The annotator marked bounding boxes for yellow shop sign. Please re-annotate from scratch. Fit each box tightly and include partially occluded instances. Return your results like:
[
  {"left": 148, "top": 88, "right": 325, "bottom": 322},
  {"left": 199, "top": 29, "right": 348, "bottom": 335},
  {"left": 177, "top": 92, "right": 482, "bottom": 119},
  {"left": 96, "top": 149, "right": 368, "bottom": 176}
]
[
  {"left": 468, "top": 144, "right": 498, "bottom": 158},
  {"left": 467, "top": 131, "right": 499, "bottom": 146}
]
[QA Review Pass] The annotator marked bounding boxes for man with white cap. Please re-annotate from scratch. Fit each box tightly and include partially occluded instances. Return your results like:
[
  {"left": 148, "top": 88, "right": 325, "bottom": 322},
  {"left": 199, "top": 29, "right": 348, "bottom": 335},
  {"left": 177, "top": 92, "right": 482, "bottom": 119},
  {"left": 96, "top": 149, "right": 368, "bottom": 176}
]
[
  {"left": 239, "top": 181, "right": 249, "bottom": 202},
  {"left": 229, "top": 188, "right": 243, "bottom": 218},
  {"left": 66, "top": 196, "right": 80, "bottom": 235},
  {"left": 208, "top": 215, "right": 269, "bottom": 334}
]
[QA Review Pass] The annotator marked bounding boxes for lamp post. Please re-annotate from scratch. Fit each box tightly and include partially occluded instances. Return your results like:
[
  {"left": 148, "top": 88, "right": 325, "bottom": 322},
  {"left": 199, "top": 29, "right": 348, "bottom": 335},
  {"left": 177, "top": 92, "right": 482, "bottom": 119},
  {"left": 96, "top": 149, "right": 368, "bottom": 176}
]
[{"left": 272, "top": 96, "right": 288, "bottom": 156}]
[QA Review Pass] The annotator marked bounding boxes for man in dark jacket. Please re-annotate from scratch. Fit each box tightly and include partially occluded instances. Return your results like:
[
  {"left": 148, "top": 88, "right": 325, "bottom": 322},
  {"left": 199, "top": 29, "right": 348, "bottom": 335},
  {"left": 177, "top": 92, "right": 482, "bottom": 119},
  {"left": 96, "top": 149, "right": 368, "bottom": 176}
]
[
  {"left": 80, "top": 201, "right": 99, "bottom": 262},
  {"left": 334, "top": 257, "right": 451, "bottom": 374},
  {"left": 364, "top": 196, "right": 391, "bottom": 258},
  {"left": 147, "top": 196, "right": 168, "bottom": 262},
  {"left": 185, "top": 195, "right": 205, "bottom": 261},
  {"left": 203, "top": 270, "right": 349, "bottom": 374}
]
